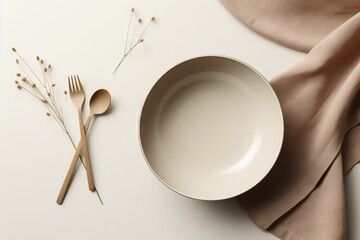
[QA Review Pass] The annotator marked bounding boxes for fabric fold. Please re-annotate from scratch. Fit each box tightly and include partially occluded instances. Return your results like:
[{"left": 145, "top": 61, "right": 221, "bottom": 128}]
[
  {"left": 269, "top": 154, "right": 346, "bottom": 240},
  {"left": 219, "top": 0, "right": 360, "bottom": 52},
  {"left": 232, "top": 11, "right": 360, "bottom": 240}
]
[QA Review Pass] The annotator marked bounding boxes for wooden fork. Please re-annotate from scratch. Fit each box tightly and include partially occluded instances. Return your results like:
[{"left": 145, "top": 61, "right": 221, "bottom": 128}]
[{"left": 68, "top": 75, "right": 95, "bottom": 191}]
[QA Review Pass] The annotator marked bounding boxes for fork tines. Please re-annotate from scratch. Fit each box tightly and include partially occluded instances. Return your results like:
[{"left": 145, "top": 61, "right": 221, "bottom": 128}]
[{"left": 68, "top": 75, "right": 84, "bottom": 92}]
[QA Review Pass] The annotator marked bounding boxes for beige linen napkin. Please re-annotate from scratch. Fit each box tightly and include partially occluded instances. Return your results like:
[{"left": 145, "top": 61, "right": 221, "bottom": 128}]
[
  {"left": 220, "top": 0, "right": 360, "bottom": 52},
  {"left": 220, "top": 3, "right": 360, "bottom": 240}
]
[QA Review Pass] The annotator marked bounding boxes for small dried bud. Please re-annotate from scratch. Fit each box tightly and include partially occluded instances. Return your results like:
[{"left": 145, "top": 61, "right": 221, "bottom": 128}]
[
  {"left": 36, "top": 56, "right": 40, "bottom": 61},
  {"left": 17, "top": 85, "right": 22, "bottom": 90},
  {"left": 47, "top": 92, "right": 51, "bottom": 97},
  {"left": 40, "top": 59, "right": 44, "bottom": 64},
  {"left": 46, "top": 112, "right": 51, "bottom": 116},
  {"left": 48, "top": 64, "right": 52, "bottom": 69},
  {"left": 31, "top": 83, "right": 36, "bottom": 88},
  {"left": 12, "top": 47, "right": 17, "bottom": 52},
  {"left": 52, "top": 84, "right": 56, "bottom": 87},
  {"left": 42, "top": 99, "right": 48, "bottom": 104},
  {"left": 44, "top": 68, "right": 48, "bottom": 72},
  {"left": 15, "top": 80, "right": 19, "bottom": 84},
  {"left": 22, "top": 77, "right": 27, "bottom": 82},
  {"left": 64, "top": 91, "right": 67, "bottom": 95},
  {"left": 16, "top": 73, "right": 21, "bottom": 77},
  {"left": 131, "top": 8, "right": 134, "bottom": 12},
  {"left": 138, "top": 39, "right": 144, "bottom": 43},
  {"left": 138, "top": 18, "right": 142, "bottom": 23},
  {"left": 16, "top": 59, "right": 19, "bottom": 64},
  {"left": 151, "top": 17, "right": 155, "bottom": 21}
]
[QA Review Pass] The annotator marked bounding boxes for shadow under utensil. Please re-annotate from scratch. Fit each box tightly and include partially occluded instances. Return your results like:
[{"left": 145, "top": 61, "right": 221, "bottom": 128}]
[
  {"left": 103, "top": 98, "right": 116, "bottom": 116},
  {"left": 345, "top": 166, "right": 360, "bottom": 240}
]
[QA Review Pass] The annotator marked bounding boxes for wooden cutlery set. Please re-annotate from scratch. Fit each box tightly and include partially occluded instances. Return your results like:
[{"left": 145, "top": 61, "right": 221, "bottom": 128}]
[{"left": 56, "top": 76, "right": 111, "bottom": 204}]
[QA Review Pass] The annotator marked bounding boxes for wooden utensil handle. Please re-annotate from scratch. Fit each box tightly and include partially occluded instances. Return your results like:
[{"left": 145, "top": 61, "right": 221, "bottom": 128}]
[
  {"left": 56, "top": 116, "right": 92, "bottom": 205},
  {"left": 78, "top": 111, "right": 95, "bottom": 192}
]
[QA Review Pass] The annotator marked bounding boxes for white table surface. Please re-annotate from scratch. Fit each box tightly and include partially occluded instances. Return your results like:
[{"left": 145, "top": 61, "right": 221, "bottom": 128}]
[{"left": 1, "top": 0, "right": 359, "bottom": 239}]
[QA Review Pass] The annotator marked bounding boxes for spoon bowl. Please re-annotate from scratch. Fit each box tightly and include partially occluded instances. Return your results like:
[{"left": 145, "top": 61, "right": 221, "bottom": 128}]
[{"left": 89, "top": 89, "right": 111, "bottom": 116}]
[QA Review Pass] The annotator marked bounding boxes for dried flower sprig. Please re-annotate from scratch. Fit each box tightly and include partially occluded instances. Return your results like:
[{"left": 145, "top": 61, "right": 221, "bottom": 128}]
[
  {"left": 12, "top": 48, "right": 103, "bottom": 205},
  {"left": 13, "top": 48, "right": 66, "bottom": 130},
  {"left": 113, "top": 8, "right": 156, "bottom": 74}
]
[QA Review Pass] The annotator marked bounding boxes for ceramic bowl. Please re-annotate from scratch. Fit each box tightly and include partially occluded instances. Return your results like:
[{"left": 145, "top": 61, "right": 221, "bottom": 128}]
[{"left": 139, "top": 56, "right": 283, "bottom": 200}]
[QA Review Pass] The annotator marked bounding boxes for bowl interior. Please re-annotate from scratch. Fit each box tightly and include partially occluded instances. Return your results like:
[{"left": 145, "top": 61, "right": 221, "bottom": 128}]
[{"left": 140, "top": 56, "right": 283, "bottom": 200}]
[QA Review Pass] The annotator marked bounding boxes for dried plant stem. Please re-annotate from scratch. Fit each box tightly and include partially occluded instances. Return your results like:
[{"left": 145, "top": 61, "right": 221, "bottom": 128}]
[
  {"left": 19, "top": 58, "right": 63, "bottom": 126},
  {"left": 113, "top": 40, "right": 142, "bottom": 74},
  {"left": 130, "top": 21, "right": 141, "bottom": 48},
  {"left": 33, "top": 86, "right": 63, "bottom": 124},
  {"left": 47, "top": 72, "right": 60, "bottom": 116},
  {"left": 65, "top": 130, "right": 85, "bottom": 167},
  {"left": 137, "top": 19, "right": 153, "bottom": 41},
  {"left": 20, "top": 76, "right": 63, "bottom": 124},
  {"left": 129, "top": 40, "right": 142, "bottom": 53},
  {"left": 113, "top": 9, "right": 156, "bottom": 74},
  {"left": 95, "top": 187, "right": 104, "bottom": 205},
  {"left": 13, "top": 48, "right": 104, "bottom": 205},
  {"left": 18, "top": 63, "right": 47, "bottom": 93},
  {"left": 124, "top": 9, "right": 134, "bottom": 54},
  {"left": 113, "top": 57, "right": 125, "bottom": 73},
  {"left": 18, "top": 84, "right": 38, "bottom": 98},
  {"left": 15, "top": 51, "right": 45, "bottom": 89},
  {"left": 60, "top": 93, "right": 67, "bottom": 120},
  {"left": 40, "top": 63, "right": 49, "bottom": 92}
]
